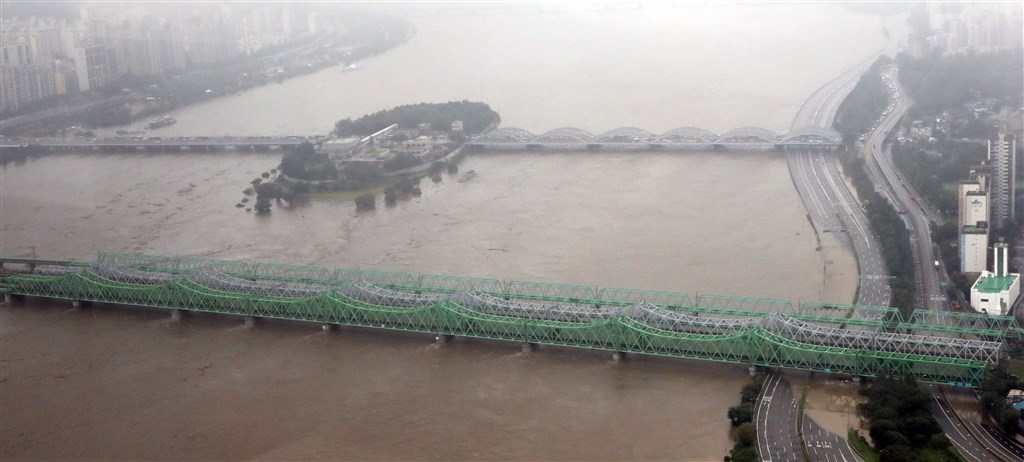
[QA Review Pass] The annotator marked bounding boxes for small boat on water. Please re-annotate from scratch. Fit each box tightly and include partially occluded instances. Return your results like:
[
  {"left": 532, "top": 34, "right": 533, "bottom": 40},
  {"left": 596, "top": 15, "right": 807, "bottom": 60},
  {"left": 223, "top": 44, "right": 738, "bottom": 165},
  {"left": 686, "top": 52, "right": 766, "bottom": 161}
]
[
  {"left": 342, "top": 64, "right": 363, "bottom": 72},
  {"left": 458, "top": 170, "right": 476, "bottom": 182},
  {"left": 147, "top": 116, "right": 176, "bottom": 129}
]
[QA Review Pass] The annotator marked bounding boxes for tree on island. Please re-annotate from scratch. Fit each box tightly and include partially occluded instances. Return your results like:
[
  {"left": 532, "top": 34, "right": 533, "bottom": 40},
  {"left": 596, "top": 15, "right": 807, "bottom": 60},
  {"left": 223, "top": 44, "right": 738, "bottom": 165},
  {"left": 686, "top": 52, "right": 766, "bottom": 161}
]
[
  {"left": 280, "top": 141, "right": 338, "bottom": 181},
  {"left": 354, "top": 193, "right": 376, "bottom": 211},
  {"left": 333, "top": 100, "right": 500, "bottom": 137}
]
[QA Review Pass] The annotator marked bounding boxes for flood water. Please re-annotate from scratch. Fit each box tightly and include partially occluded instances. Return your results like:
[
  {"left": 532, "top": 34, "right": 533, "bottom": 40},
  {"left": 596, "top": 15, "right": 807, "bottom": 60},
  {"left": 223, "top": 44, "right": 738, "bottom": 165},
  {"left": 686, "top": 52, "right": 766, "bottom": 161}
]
[{"left": 1, "top": 3, "right": 894, "bottom": 460}]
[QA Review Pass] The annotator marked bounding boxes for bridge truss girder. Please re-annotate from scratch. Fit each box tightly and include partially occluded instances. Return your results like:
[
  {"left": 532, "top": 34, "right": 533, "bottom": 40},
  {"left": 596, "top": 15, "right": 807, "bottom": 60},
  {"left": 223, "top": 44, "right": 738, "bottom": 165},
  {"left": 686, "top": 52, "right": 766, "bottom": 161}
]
[
  {"left": 716, "top": 126, "right": 780, "bottom": 145},
  {"left": 3, "top": 254, "right": 1001, "bottom": 387},
  {"left": 592, "top": 127, "right": 655, "bottom": 143},
  {"left": 473, "top": 127, "right": 536, "bottom": 143},
  {"left": 655, "top": 127, "right": 720, "bottom": 144},
  {"left": 532, "top": 127, "right": 594, "bottom": 143},
  {"left": 473, "top": 126, "right": 839, "bottom": 148},
  {"left": 796, "top": 301, "right": 903, "bottom": 331}
]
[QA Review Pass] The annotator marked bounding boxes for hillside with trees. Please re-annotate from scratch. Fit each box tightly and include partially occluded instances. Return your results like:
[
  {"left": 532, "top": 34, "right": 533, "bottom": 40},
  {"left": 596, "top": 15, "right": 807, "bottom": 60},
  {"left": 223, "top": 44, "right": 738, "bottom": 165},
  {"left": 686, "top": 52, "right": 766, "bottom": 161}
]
[
  {"left": 897, "top": 50, "right": 1023, "bottom": 121},
  {"left": 333, "top": 100, "right": 500, "bottom": 137},
  {"left": 834, "top": 57, "right": 892, "bottom": 144}
]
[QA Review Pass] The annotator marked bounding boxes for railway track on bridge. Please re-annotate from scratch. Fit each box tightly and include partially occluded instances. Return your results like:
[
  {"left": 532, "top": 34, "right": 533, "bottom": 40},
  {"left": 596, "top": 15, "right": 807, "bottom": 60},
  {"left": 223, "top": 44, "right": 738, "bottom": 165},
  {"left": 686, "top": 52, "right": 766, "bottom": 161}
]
[{"left": 1, "top": 252, "right": 1018, "bottom": 387}]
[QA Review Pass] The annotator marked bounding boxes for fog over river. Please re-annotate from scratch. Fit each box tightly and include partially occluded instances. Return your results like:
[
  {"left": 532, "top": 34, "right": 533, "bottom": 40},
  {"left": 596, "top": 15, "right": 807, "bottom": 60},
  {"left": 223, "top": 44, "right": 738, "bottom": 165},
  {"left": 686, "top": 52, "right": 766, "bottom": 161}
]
[{"left": 1, "top": 4, "right": 891, "bottom": 460}]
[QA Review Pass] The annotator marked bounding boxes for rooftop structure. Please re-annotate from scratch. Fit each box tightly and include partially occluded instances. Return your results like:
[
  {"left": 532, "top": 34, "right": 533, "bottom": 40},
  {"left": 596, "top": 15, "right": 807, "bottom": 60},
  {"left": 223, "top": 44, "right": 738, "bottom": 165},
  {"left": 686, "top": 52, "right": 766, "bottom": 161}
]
[
  {"left": 321, "top": 137, "right": 361, "bottom": 160},
  {"left": 971, "top": 243, "right": 1021, "bottom": 316}
]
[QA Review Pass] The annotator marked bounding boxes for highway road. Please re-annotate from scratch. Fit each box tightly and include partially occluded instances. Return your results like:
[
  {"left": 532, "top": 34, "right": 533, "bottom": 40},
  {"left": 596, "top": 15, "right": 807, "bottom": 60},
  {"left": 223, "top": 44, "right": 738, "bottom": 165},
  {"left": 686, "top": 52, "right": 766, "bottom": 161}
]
[
  {"left": 756, "top": 46, "right": 894, "bottom": 462},
  {"left": 803, "top": 414, "right": 861, "bottom": 462},
  {"left": 937, "top": 386, "right": 1024, "bottom": 462},
  {"left": 858, "top": 65, "right": 949, "bottom": 313},
  {"left": 930, "top": 387, "right": 1002, "bottom": 462},
  {"left": 788, "top": 149, "right": 891, "bottom": 307},
  {"left": 756, "top": 372, "right": 804, "bottom": 462},
  {"left": 788, "top": 47, "right": 893, "bottom": 308},
  {"left": 858, "top": 67, "right": 1024, "bottom": 462}
]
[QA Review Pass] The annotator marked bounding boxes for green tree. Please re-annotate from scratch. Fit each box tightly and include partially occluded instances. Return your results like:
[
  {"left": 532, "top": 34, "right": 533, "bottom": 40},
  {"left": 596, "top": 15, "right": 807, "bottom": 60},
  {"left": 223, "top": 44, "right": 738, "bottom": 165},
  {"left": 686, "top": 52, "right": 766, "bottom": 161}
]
[
  {"left": 727, "top": 445, "right": 758, "bottom": 462},
  {"left": 354, "top": 193, "right": 376, "bottom": 211},
  {"left": 736, "top": 422, "right": 756, "bottom": 447},
  {"left": 254, "top": 197, "right": 272, "bottom": 215},
  {"left": 727, "top": 403, "right": 753, "bottom": 427}
]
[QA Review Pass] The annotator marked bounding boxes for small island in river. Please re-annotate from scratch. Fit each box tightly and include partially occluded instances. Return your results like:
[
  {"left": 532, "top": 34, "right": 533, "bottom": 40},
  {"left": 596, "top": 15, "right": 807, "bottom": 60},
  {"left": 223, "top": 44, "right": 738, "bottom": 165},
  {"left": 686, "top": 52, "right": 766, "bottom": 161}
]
[{"left": 239, "top": 100, "right": 500, "bottom": 214}]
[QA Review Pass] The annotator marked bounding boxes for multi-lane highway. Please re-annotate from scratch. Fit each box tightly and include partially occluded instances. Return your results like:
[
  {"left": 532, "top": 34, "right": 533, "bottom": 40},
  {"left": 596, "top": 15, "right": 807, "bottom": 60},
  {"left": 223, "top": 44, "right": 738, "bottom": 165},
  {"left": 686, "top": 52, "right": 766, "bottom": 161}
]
[
  {"left": 836, "top": 62, "right": 1024, "bottom": 462},
  {"left": 931, "top": 386, "right": 1024, "bottom": 462},
  {"left": 860, "top": 66, "right": 949, "bottom": 312},
  {"left": 755, "top": 48, "right": 893, "bottom": 462},
  {"left": 930, "top": 388, "right": 999, "bottom": 462},
  {"left": 756, "top": 372, "right": 804, "bottom": 462},
  {"left": 788, "top": 49, "right": 893, "bottom": 308},
  {"left": 756, "top": 371, "right": 863, "bottom": 462},
  {"left": 788, "top": 149, "right": 892, "bottom": 307},
  {"left": 803, "top": 413, "right": 861, "bottom": 462}
]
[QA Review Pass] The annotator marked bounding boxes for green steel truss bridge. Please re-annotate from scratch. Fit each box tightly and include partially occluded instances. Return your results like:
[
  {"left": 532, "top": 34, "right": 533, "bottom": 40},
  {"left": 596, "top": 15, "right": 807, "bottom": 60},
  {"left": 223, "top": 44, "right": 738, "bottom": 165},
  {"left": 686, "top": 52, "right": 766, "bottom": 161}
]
[{"left": 1, "top": 252, "right": 1019, "bottom": 387}]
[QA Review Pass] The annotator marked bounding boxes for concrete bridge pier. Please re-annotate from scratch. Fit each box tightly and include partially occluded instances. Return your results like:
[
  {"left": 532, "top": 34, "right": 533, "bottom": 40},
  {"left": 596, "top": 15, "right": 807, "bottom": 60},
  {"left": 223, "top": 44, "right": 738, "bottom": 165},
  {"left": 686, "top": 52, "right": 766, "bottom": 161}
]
[
  {"left": 3, "top": 294, "right": 14, "bottom": 304},
  {"left": 243, "top": 316, "right": 257, "bottom": 328},
  {"left": 521, "top": 342, "right": 537, "bottom": 353},
  {"left": 71, "top": 300, "right": 87, "bottom": 308},
  {"left": 749, "top": 366, "right": 757, "bottom": 376},
  {"left": 612, "top": 351, "right": 626, "bottom": 361},
  {"left": 435, "top": 334, "right": 454, "bottom": 343},
  {"left": 170, "top": 309, "right": 183, "bottom": 322},
  {"left": 322, "top": 323, "right": 338, "bottom": 332}
]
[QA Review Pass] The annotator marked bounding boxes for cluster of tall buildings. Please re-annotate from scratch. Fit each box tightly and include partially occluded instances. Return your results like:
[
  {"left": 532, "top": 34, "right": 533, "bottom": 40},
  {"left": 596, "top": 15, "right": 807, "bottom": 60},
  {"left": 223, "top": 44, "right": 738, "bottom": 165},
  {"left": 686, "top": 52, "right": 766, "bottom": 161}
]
[
  {"left": 958, "top": 131, "right": 1018, "bottom": 274},
  {"left": 1, "top": 3, "right": 319, "bottom": 114},
  {"left": 958, "top": 130, "right": 1022, "bottom": 315},
  {"left": 907, "top": 2, "right": 1023, "bottom": 58}
]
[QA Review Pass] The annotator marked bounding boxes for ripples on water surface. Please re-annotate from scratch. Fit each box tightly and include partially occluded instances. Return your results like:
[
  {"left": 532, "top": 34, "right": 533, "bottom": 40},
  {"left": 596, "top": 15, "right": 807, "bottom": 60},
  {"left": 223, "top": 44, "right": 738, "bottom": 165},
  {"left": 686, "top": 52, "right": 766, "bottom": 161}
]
[{"left": 1, "top": 3, "right": 893, "bottom": 460}]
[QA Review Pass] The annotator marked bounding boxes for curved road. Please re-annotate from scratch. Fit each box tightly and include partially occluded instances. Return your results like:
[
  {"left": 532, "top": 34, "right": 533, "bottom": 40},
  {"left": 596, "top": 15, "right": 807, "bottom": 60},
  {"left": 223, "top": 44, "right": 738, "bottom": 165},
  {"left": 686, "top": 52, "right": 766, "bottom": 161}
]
[
  {"left": 835, "top": 59, "right": 1024, "bottom": 462},
  {"left": 861, "top": 66, "right": 949, "bottom": 312},
  {"left": 803, "top": 413, "right": 861, "bottom": 462},
  {"left": 758, "top": 43, "right": 896, "bottom": 462},
  {"left": 756, "top": 371, "right": 803, "bottom": 462},
  {"left": 788, "top": 48, "right": 892, "bottom": 308}
]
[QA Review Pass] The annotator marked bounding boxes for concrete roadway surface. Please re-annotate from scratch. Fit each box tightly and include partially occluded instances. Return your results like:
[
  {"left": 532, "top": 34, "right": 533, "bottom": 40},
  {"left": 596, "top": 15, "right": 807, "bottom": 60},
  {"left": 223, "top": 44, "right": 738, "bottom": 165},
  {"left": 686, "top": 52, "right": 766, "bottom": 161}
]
[
  {"left": 859, "top": 66, "right": 948, "bottom": 312},
  {"left": 938, "top": 386, "right": 1024, "bottom": 462},
  {"left": 756, "top": 371, "right": 804, "bottom": 462},
  {"left": 803, "top": 414, "right": 862, "bottom": 462},
  {"left": 759, "top": 46, "right": 894, "bottom": 462},
  {"left": 788, "top": 149, "right": 891, "bottom": 307},
  {"left": 788, "top": 46, "right": 894, "bottom": 308},
  {"left": 859, "top": 66, "right": 1024, "bottom": 462},
  {"left": 925, "top": 385, "right": 1024, "bottom": 462}
]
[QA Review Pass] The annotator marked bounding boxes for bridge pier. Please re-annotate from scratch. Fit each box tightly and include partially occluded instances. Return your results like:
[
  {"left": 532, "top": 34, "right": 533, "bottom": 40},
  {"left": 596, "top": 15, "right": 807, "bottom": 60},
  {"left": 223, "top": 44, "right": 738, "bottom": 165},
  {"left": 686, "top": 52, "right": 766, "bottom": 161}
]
[
  {"left": 72, "top": 300, "right": 85, "bottom": 308},
  {"left": 521, "top": 342, "right": 537, "bottom": 353},
  {"left": 612, "top": 351, "right": 626, "bottom": 361},
  {"left": 243, "top": 316, "right": 257, "bottom": 328},
  {"left": 170, "top": 309, "right": 183, "bottom": 322},
  {"left": 3, "top": 294, "right": 13, "bottom": 304},
  {"left": 749, "top": 366, "right": 757, "bottom": 376},
  {"left": 435, "top": 334, "right": 454, "bottom": 343},
  {"left": 322, "top": 323, "right": 338, "bottom": 332}
]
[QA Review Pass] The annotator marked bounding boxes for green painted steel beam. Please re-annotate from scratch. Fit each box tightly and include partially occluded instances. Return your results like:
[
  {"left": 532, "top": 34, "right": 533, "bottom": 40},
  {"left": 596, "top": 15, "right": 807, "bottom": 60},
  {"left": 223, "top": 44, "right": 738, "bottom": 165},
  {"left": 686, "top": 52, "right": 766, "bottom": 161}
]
[{"left": 1, "top": 265, "right": 990, "bottom": 387}]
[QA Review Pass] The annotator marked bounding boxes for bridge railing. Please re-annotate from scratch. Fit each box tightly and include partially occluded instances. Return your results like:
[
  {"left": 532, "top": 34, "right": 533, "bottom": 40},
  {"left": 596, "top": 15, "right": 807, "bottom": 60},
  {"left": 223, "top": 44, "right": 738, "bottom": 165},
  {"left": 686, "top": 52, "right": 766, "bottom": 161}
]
[{"left": 0, "top": 252, "right": 1009, "bottom": 386}]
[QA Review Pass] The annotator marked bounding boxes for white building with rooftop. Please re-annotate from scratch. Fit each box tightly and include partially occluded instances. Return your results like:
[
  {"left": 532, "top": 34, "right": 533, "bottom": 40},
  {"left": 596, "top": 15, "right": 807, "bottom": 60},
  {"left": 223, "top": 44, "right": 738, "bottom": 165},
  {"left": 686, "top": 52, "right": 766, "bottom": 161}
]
[{"left": 971, "top": 243, "right": 1020, "bottom": 315}]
